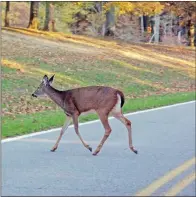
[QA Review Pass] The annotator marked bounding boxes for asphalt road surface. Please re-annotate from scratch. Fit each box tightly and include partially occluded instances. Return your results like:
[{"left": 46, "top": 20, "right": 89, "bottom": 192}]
[{"left": 2, "top": 101, "right": 195, "bottom": 196}]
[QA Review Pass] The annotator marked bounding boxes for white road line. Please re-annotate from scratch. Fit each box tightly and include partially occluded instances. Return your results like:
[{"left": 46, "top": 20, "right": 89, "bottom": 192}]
[{"left": 1, "top": 100, "right": 195, "bottom": 143}]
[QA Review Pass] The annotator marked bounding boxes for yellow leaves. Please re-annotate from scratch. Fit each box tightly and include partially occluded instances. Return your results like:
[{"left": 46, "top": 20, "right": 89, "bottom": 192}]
[
  {"left": 1, "top": 59, "right": 25, "bottom": 72},
  {"left": 116, "top": 2, "right": 136, "bottom": 15},
  {"left": 132, "top": 2, "right": 164, "bottom": 16},
  {"left": 74, "top": 2, "right": 83, "bottom": 6},
  {"left": 104, "top": 2, "right": 164, "bottom": 16},
  {"left": 104, "top": 2, "right": 136, "bottom": 15},
  {"left": 28, "top": 18, "right": 39, "bottom": 30}
]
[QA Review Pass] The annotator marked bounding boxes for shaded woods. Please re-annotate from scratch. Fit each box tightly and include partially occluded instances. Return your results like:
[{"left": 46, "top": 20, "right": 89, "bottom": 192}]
[{"left": 2, "top": 1, "right": 196, "bottom": 46}]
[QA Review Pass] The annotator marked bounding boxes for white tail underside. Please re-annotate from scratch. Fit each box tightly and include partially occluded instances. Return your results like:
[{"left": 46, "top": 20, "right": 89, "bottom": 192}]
[{"left": 110, "top": 94, "right": 121, "bottom": 115}]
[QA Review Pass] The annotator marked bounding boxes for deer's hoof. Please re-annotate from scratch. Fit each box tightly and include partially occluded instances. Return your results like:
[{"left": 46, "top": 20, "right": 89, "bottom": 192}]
[
  {"left": 134, "top": 150, "right": 138, "bottom": 154},
  {"left": 130, "top": 146, "right": 138, "bottom": 154},
  {"left": 92, "top": 150, "right": 99, "bottom": 156},
  {"left": 86, "top": 145, "right": 92, "bottom": 152},
  {"left": 51, "top": 147, "right": 57, "bottom": 152},
  {"left": 88, "top": 146, "right": 92, "bottom": 152}
]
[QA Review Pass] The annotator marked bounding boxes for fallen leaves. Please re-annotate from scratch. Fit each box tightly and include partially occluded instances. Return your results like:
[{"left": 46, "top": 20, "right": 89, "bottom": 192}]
[
  {"left": 1, "top": 59, "right": 26, "bottom": 73},
  {"left": 1, "top": 28, "right": 195, "bottom": 118}
]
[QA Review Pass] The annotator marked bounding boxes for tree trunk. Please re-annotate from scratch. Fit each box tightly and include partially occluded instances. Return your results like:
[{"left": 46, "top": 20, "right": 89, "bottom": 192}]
[
  {"left": 43, "top": 2, "right": 55, "bottom": 31},
  {"left": 143, "top": 15, "right": 148, "bottom": 31},
  {"left": 28, "top": 1, "right": 39, "bottom": 29},
  {"left": 140, "top": 15, "right": 144, "bottom": 36},
  {"left": 154, "top": 14, "right": 160, "bottom": 43},
  {"left": 177, "top": 30, "right": 182, "bottom": 44},
  {"left": 95, "top": 1, "right": 102, "bottom": 13},
  {"left": 103, "top": 5, "right": 115, "bottom": 36},
  {"left": 5, "top": 1, "right": 10, "bottom": 27},
  {"left": 188, "top": 20, "right": 195, "bottom": 47}
]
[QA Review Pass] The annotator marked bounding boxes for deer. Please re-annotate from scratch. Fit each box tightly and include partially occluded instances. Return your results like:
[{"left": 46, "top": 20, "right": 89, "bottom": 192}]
[{"left": 32, "top": 74, "right": 138, "bottom": 156}]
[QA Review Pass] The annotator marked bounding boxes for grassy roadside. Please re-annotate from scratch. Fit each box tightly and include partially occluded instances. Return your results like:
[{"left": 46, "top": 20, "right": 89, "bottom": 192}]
[
  {"left": 2, "top": 29, "right": 195, "bottom": 138},
  {"left": 2, "top": 91, "right": 195, "bottom": 138}
]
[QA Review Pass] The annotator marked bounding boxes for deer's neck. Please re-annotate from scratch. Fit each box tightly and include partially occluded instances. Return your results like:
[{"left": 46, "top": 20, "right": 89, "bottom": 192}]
[{"left": 43, "top": 85, "right": 64, "bottom": 108}]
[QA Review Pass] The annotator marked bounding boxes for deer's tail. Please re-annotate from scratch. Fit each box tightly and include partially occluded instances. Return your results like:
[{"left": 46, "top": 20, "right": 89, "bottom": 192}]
[{"left": 116, "top": 90, "right": 125, "bottom": 108}]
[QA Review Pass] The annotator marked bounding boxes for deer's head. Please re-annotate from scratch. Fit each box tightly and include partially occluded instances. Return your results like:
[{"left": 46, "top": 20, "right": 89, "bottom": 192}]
[{"left": 32, "top": 74, "right": 54, "bottom": 98}]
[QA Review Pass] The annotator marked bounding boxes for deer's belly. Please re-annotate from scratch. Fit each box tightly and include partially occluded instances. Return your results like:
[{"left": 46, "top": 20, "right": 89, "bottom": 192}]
[{"left": 81, "top": 109, "right": 96, "bottom": 116}]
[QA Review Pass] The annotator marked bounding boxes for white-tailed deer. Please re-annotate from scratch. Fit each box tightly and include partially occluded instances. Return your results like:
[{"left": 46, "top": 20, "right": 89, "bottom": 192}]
[{"left": 32, "top": 75, "right": 138, "bottom": 156}]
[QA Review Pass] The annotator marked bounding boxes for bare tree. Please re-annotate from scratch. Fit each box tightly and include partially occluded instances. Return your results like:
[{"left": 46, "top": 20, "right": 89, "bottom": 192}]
[
  {"left": 103, "top": 5, "right": 115, "bottom": 36},
  {"left": 140, "top": 16, "right": 144, "bottom": 36},
  {"left": 28, "top": 1, "right": 39, "bottom": 29},
  {"left": 43, "top": 2, "right": 55, "bottom": 31},
  {"left": 5, "top": 1, "right": 10, "bottom": 27},
  {"left": 154, "top": 14, "right": 160, "bottom": 43}
]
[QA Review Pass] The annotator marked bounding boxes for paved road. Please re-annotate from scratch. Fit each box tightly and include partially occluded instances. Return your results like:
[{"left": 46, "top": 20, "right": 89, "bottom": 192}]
[{"left": 2, "top": 102, "right": 195, "bottom": 196}]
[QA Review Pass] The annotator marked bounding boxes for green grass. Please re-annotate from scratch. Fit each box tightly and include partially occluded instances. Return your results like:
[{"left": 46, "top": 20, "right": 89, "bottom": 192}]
[
  {"left": 2, "top": 91, "right": 195, "bottom": 138},
  {"left": 2, "top": 30, "right": 195, "bottom": 138}
]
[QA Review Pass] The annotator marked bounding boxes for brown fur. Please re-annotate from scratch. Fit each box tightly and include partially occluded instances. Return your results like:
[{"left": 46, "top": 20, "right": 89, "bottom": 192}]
[
  {"left": 32, "top": 75, "right": 137, "bottom": 156},
  {"left": 61, "top": 86, "right": 123, "bottom": 116}
]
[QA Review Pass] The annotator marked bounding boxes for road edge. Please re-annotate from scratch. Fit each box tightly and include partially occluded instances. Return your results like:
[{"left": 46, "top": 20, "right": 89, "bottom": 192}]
[{"left": 2, "top": 100, "right": 195, "bottom": 143}]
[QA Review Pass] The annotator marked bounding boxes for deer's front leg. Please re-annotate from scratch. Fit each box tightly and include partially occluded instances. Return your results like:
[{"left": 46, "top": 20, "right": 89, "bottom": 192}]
[
  {"left": 72, "top": 113, "right": 92, "bottom": 152},
  {"left": 51, "top": 115, "right": 72, "bottom": 152}
]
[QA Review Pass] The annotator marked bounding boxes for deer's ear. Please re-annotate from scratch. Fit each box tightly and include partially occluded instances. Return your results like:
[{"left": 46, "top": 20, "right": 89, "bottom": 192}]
[
  {"left": 49, "top": 74, "right": 55, "bottom": 85},
  {"left": 42, "top": 75, "right": 48, "bottom": 85}
]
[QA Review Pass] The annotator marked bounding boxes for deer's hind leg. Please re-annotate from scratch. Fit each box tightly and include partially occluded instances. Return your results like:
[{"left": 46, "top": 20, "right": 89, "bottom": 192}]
[{"left": 112, "top": 110, "right": 138, "bottom": 154}]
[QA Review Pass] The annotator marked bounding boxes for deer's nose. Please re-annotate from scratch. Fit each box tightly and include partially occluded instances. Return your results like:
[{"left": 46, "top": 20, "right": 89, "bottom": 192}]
[{"left": 32, "top": 93, "right": 37, "bottom": 98}]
